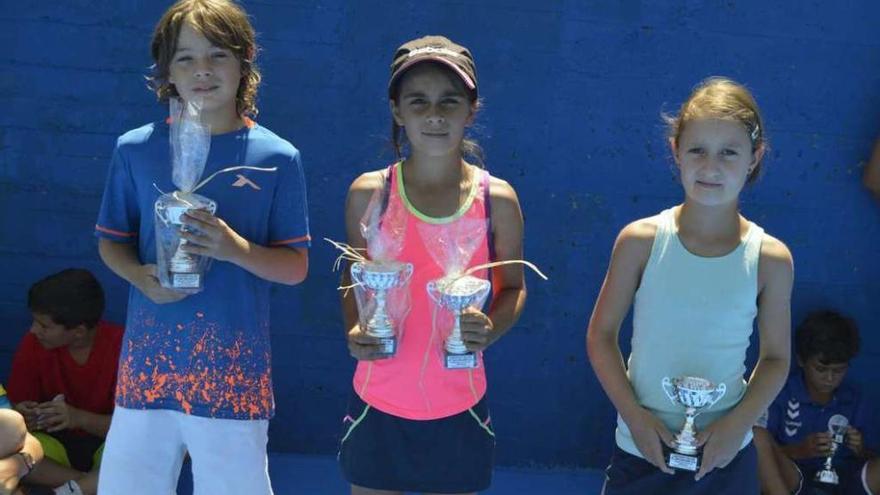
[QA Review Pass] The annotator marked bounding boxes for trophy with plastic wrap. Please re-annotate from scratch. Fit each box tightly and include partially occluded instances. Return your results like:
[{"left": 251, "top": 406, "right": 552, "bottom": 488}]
[
  {"left": 350, "top": 260, "right": 413, "bottom": 357},
  {"left": 427, "top": 275, "right": 491, "bottom": 369},
  {"left": 815, "top": 414, "right": 850, "bottom": 485},
  {"left": 155, "top": 193, "right": 217, "bottom": 293},
  {"left": 661, "top": 376, "right": 727, "bottom": 471}
]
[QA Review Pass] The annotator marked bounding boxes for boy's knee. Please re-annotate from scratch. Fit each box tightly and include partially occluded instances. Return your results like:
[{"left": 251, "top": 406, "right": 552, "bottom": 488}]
[
  {"left": 0, "top": 409, "right": 27, "bottom": 454},
  {"left": 865, "top": 458, "right": 880, "bottom": 494},
  {"left": 31, "top": 431, "right": 72, "bottom": 468},
  {"left": 752, "top": 427, "right": 775, "bottom": 451}
]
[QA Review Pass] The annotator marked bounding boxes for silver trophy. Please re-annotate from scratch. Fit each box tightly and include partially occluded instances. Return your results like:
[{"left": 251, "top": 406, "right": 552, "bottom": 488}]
[
  {"left": 815, "top": 414, "right": 850, "bottom": 485},
  {"left": 167, "top": 206, "right": 199, "bottom": 273},
  {"left": 426, "top": 275, "right": 491, "bottom": 369},
  {"left": 350, "top": 260, "right": 413, "bottom": 357},
  {"left": 661, "top": 376, "right": 727, "bottom": 471},
  {"left": 155, "top": 194, "right": 217, "bottom": 292}
]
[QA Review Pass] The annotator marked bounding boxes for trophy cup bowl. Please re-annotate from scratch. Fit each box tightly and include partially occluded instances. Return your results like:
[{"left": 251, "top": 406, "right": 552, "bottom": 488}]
[
  {"left": 350, "top": 260, "right": 413, "bottom": 357},
  {"left": 815, "top": 414, "right": 849, "bottom": 485},
  {"left": 661, "top": 376, "right": 727, "bottom": 471},
  {"left": 426, "top": 275, "right": 491, "bottom": 369},
  {"left": 663, "top": 376, "right": 727, "bottom": 410}
]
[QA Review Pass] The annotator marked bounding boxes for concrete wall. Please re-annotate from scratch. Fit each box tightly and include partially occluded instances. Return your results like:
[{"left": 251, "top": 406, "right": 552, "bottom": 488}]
[{"left": 2, "top": 0, "right": 879, "bottom": 468}]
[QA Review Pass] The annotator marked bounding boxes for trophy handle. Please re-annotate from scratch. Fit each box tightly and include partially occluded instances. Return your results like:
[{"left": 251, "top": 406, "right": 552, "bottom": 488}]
[
  {"left": 706, "top": 382, "right": 727, "bottom": 410},
  {"left": 661, "top": 377, "right": 677, "bottom": 405},
  {"left": 399, "top": 263, "right": 414, "bottom": 285},
  {"left": 156, "top": 203, "right": 179, "bottom": 227},
  {"left": 204, "top": 198, "right": 218, "bottom": 215},
  {"left": 350, "top": 262, "right": 364, "bottom": 285},
  {"left": 426, "top": 280, "right": 442, "bottom": 305},
  {"left": 476, "top": 280, "right": 492, "bottom": 307},
  {"left": 156, "top": 208, "right": 170, "bottom": 226}
]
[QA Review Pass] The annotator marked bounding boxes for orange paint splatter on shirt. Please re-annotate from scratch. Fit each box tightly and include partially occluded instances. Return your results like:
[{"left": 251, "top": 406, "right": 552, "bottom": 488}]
[{"left": 115, "top": 317, "right": 274, "bottom": 420}]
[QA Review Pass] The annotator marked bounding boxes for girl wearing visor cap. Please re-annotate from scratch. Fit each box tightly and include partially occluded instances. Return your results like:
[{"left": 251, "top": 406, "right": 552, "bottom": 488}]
[{"left": 337, "top": 36, "right": 528, "bottom": 495}]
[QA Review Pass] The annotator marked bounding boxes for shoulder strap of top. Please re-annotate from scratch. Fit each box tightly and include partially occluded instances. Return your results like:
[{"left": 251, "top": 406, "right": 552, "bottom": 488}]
[
  {"left": 742, "top": 221, "right": 765, "bottom": 268},
  {"left": 481, "top": 169, "right": 495, "bottom": 262},
  {"left": 644, "top": 208, "right": 676, "bottom": 267},
  {"left": 378, "top": 163, "right": 397, "bottom": 224},
  {"left": 654, "top": 207, "right": 675, "bottom": 245}
]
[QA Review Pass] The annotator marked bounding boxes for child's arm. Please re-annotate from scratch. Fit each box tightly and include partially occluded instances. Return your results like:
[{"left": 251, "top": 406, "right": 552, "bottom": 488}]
[
  {"left": 752, "top": 426, "right": 802, "bottom": 495},
  {"left": 460, "top": 178, "right": 525, "bottom": 351},
  {"left": 586, "top": 219, "right": 675, "bottom": 474},
  {"left": 179, "top": 210, "right": 308, "bottom": 286},
  {"left": 0, "top": 410, "right": 26, "bottom": 456},
  {"left": 695, "top": 235, "right": 793, "bottom": 480},
  {"left": 98, "top": 239, "right": 188, "bottom": 304},
  {"left": 10, "top": 403, "right": 36, "bottom": 433},
  {"left": 66, "top": 408, "right": 111, "bottom": 438},
  {"left": 862, "top": 137, "right": 880, "bottom": 197},
  {"left": 340, "top": 172, "right": 385, "bottom": 360},
  {"left": 0, "top": 431, "right": 42, "bottom": 494},
  {"left": 8, "top": 338, "right": 42, "bottom": 432},
  {"left": 34, "top": 399, "right": 111, "bottom": 437},
  {"left": 779, "top": 432, "right": 832, "bottom": 460},
  {"left": 844, "top": 426, "right": 871, "bottom": 459},
  {"left": 847, "top": 379, "right": 877, "bottom": 459}
]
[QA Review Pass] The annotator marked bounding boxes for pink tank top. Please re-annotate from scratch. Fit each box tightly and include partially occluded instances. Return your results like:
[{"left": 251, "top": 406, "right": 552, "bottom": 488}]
[{"left": 352, "top": 162, "right": 492, "bottom": 420}]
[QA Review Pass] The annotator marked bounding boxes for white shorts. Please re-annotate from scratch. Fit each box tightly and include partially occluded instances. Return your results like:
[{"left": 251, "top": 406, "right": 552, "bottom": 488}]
[{"left": 97, "top": 407, "right": 272, "bottom": 495}]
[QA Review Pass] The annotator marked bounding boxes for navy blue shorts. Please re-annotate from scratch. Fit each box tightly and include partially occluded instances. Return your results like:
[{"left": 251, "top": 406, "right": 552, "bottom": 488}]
[
  {"left": 338, "top": 391, "right": 495, "bottom": 493},
  {"left": 797, "top": 460, "right": 870, "bottom": 495},
  {"left": 602, "top": 443, "right": 759, "bottom": 495}
]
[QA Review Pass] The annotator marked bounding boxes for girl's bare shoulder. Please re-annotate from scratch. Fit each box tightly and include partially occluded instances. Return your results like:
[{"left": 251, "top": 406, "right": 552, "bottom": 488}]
[
  {"left": 618, "top": 214, "right": 662, "bottom": 245},
  {"left": 348, "top": 169, "right": 388, "bottom": 195},
  {"left": 758, "top": 232, "right": 794, "bottom": 277}
]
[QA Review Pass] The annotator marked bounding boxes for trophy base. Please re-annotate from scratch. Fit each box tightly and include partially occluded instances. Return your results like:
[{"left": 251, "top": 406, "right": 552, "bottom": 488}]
[
  {"left": 667, "top": 451, "right": 699, "bottom": 472},
  {"left": 364, "top": 325, "right": 396, "bottom": 358},
  {"left": 171, "top": 272, "right": 203, "bottom": 291},
  {"left": 815, "top": 469, "right": 839, "bottom": 485},
  {"left": 373, "top": 336, "right": 397, "bottom": 358},
  {"left": 444, "top": 350, "right": 477, "bottom": 369}
]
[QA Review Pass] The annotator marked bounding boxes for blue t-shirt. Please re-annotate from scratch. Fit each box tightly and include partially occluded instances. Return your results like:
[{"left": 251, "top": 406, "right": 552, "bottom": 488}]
[
  {"left": 766, "top": 371, "right": 873, "bottom": 471},
  {"left": 95, "top": 120, "right": 310, "bottom": 420}
]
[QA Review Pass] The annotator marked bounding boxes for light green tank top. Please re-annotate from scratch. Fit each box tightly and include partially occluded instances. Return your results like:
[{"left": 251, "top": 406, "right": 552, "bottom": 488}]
[{"left": 615, "top": 207, "right": 763, "bottom": 458}]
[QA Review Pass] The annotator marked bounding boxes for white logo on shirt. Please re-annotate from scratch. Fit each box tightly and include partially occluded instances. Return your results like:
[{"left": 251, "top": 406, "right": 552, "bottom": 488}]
[
  {"left": 784, "top": 399, "right": 801, "bottom": 437},
  {"left": 232, "top": 174, "right": 261, "bottom": 190}
]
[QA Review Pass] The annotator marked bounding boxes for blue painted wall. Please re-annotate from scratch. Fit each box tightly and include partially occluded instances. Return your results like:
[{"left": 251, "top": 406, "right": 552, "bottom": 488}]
[{"left": 2, "top": 1, "right": 879, "bottom": 469}]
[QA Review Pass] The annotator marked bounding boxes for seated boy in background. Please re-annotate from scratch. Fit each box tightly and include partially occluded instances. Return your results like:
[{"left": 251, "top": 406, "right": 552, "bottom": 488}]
[
  {"left": 7, "top": 269, "right": 123, "bottom": 495},
  {"left": 754, "top": 310, "right": 879, "bottom": 495}
]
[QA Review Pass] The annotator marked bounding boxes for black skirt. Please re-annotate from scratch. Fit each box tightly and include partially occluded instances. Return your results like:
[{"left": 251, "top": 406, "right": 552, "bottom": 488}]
[
  {"left": 603, "top": 443, "right": 759, "bottom": 495},
  {"left": 338, "top": 390, "right": 495, "bottom": 493}
]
